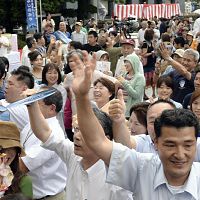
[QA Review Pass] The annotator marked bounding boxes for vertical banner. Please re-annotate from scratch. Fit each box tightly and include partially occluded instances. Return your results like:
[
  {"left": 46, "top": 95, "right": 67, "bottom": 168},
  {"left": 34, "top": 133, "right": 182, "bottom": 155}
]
[{"left": 25, "top": 0, "right": 37, "bottom": 32}]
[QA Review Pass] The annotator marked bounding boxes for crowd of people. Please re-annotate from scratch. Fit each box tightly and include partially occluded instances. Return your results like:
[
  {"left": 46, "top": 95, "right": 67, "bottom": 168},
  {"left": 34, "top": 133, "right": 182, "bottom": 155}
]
[{"left": 1, "top": 12, "right": 200, "bottom": 199}]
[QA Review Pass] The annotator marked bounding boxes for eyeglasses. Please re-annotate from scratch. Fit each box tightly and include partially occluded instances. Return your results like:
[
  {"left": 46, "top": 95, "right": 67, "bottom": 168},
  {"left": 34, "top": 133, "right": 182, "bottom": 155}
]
[{"left": 72, "top": 127, "right": 80, "bottom": 133}]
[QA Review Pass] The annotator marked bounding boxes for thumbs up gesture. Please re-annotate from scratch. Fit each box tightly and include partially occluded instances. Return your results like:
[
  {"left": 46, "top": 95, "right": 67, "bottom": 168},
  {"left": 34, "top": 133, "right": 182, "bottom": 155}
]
[{"left": 108, "top": 89, "right": 126, "bottom": 123}]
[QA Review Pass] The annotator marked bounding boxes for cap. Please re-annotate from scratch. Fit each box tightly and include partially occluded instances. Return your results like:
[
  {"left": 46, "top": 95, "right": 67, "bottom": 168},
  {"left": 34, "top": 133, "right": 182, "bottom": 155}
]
[
  {"left": 174, "top": 49, "right": 184, "bottom": 58},
  {"left": 187, "top": 31, "right": 194, "bottom": 37},
  {"left": 121, "top": 39, "right": 135, "bottom": 46},
  {"left": 75, "top": 22, "right": 82, "bottom": 26},
  {"left": 0, "top": 121, "right": 25, "bottom": 156}
]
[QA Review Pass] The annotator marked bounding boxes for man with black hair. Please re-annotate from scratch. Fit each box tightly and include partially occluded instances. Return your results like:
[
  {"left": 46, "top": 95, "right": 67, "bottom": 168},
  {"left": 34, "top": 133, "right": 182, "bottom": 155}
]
[
  {"left": 33, "top": 32, "right": 46, "bottom": 57},
  {"left": 19, "top": 87, "right": 67, "bottom": 200},
  {"left": 21, "top": 37, "right": 37, "bottom": 68},
  {"left": 69, "top": 52, "right": 200, "bottom": 198},
  {"left": 83, "top": 30, "right": 102, "bottom": 53},
  {"left": 25, "top": 93, "right": 133, "bottom": 200},
  {"left": 0, "top": 67, "right": 34, "bottom": 130},
  {"left": 173, "top": 36, "right": 185, "bottom": 50}
]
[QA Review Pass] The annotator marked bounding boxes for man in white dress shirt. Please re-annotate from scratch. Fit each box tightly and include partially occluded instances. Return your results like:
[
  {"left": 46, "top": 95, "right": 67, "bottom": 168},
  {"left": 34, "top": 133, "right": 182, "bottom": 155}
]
[
  {"left": 67, "top": 52, "right": 200, "bottom": 199},
  {"left": 25, "top": 94, "right": 133, "bottom": 199},
  {"left": 19, "top": 88, "right": 67, "bottom": 200},
  {"left": 0, "top": 67, "right": 35, "bottom": 131},
  {"left": 71, "top": 22, "right": 87, "bottom": 45}
]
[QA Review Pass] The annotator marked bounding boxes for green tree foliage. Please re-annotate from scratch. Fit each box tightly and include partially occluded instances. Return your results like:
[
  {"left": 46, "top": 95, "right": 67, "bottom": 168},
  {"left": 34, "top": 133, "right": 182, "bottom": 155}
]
[{"left": 41, "top": 0, "right": 65, "bottom": 13}]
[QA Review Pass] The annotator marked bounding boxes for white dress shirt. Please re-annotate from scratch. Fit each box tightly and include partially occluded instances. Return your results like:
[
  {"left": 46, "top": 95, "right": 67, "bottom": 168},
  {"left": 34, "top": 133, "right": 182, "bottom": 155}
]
[
  {"left": 42, "top": 132, "right": 133, "bottom": 200},
  {"left": 71, "top": 31, "right": 87, "bottom": 45},
  {"left": 134, "top": 134, "right": 157, "bottom": 154},
  {"left": 21, "top": 117, "right": 67, "bottom": 199},
  {"left": 107, "top": 142, "right": 200, "bottom": 200},
  {"left": 0, "top": 99, "right": 29, "bottom": 132}
]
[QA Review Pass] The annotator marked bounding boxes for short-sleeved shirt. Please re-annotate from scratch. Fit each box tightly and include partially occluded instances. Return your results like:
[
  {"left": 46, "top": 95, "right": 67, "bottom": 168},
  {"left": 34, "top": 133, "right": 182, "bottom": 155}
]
[
  {"left": 107, "top": 142, "right": 200, "bottom": 200},
  {"left": 168, "top": 70, "right": 195, "bottom": 103},
  {"left": 83, "top": 43, "right": 102, "bottom": 54}
]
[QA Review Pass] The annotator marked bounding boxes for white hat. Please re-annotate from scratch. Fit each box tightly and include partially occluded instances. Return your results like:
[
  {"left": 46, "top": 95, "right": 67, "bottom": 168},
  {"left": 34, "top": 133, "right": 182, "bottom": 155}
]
[{"left": 174, "top": 49, "right": 185, "bottom": 58}]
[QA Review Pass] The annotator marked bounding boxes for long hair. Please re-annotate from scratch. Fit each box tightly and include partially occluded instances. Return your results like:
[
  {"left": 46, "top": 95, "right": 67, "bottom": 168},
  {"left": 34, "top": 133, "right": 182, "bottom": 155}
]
[{"left": 4, "top": 147, "right": 26, "bottom": 195}]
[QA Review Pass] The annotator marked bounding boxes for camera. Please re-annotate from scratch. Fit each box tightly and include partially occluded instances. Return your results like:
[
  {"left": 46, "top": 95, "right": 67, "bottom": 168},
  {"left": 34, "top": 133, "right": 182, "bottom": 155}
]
[{"left": 114, "top": 17, "right": 139, "bottom": 37}]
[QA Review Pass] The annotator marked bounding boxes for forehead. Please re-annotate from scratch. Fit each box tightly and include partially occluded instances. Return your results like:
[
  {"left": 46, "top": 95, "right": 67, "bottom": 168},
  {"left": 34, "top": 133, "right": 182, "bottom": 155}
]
[
  {"left": 195, "top": 72, "right": 200, "bottom": 78},
  {"left": 147, "top": 103, "right": 174, "bottom": 120},
  {"left": 47, "top": 68, "right": 57, "bottom": 73},
  {"left": 183, "top": 53, "right": 195, "bottom": 61},
  {"left": 8, "top": 75, "right": 21, "bottom": 83},
  {"left": 122, "top": 44, "right": 133, "bottom": 48},
  {"left": 159, "top": 126, "right": 196, "bottom": 141},
  {"left": 88, "top": 34, "right": 95, "bottom": 37}
]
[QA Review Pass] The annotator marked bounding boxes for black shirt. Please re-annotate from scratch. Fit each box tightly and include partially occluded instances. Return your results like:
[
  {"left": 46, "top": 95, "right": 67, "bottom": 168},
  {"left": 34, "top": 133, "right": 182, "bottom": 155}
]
[
  {"left": 83, "top": 43, "right": 102, "bottom": 54},
  {"left": 168, "top": 70, "right": 195, "bottom": 103}
]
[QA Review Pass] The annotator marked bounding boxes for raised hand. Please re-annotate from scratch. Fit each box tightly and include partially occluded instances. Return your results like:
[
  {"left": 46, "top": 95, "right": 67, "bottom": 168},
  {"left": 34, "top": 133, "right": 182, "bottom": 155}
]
[
  {"left": 108, "top": 89, "right": 126, "bottom": 123},
  {"left": 72, "top": 51, "right": 96, "bottom": 98},
  {"left": 159, "top": 43, "right": 171, "bottom": 60}
]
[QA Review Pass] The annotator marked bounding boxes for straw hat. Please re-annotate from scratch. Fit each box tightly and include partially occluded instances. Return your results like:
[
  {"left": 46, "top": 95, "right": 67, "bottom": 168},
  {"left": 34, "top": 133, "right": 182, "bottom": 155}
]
[{"left": 0, "top": 121, "right": 25, "bottom": 156}]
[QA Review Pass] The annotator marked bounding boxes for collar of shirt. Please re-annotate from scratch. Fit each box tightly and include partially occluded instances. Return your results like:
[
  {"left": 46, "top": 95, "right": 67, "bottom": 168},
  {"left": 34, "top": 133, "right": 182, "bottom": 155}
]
[{"left": 154, "top": 163, "right": 198, "bottom": 199}]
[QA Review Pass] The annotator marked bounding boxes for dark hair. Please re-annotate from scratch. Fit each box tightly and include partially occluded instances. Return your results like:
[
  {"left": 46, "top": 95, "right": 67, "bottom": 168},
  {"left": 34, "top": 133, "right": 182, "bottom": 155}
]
[
  {"left": 17, "top": 65, "right": 30, "bottom": 73},
  {"left": 41, "top": 86, "right": 63, "bottom": 113},
  {"left": 88, "top": 30, "right": 98, "bottom": 38},
  {"left": 93, "top": 78, "right": 115, "bottom": 100},
  {"left": 174, "top": 36, "right": 185, "bottom": 47},
  {"left": 195, "top": 69, "right": 200, "bottom": 76},
  {"left": 26, "top": 37, "right": 35, "bottom": 49},
  {"left": 69, "top": 41, "right": 83, "bottom": 50},
  {"left": 156, "top": 75, "right": 173, "bottom": 89},
  {"left": 0, "top": 58, "right": 6, "bottom": 79},
  {"left": 130, "top": 102, "right": 150, "bottom": 128},
  {"left": 93, "top": 108, "right": 113, "bottom": 140},
  {"left": 4, "top": 148, "right": 26, "bottom": 196},
  {"left": 161, "top": 33, "right": 171, "bottom": 42},
  {"left": 190, "top": 89, "right": 200, "bottom": 111},
  {"left": 109, "top": 31, "right": 117, "bottom": 37},
  {"left": 46, "top": 12, "right": 51, "bottom": 17},
  {"left": 42, "top": 63, "right": 62, "bottom": 85},
  {"left": 28, "top": 50, "right": 42, "bottom": 62},
  {"left": 33, "top": 32, "right": 43, "bottom": 42},
  {"left": 148, "top": 99, "right": 176, "bottom": 112},
  {"left": 154, "top": 109, "right": 199, "bottom": 138},
  {"left": 0, "top": 193, "right": 32, "bottom": 200},
  {"left": 99, "top": 28, "right": 107, "bottom": 34},
  {"left": 144, "top": 29, "right": 154, "bottom": 42},
  {"left": 0, "top": 56, "right": 9, "bottom": 73},
  {"left": 11, "top": 68, "right": 34, "bottom": 89}
]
